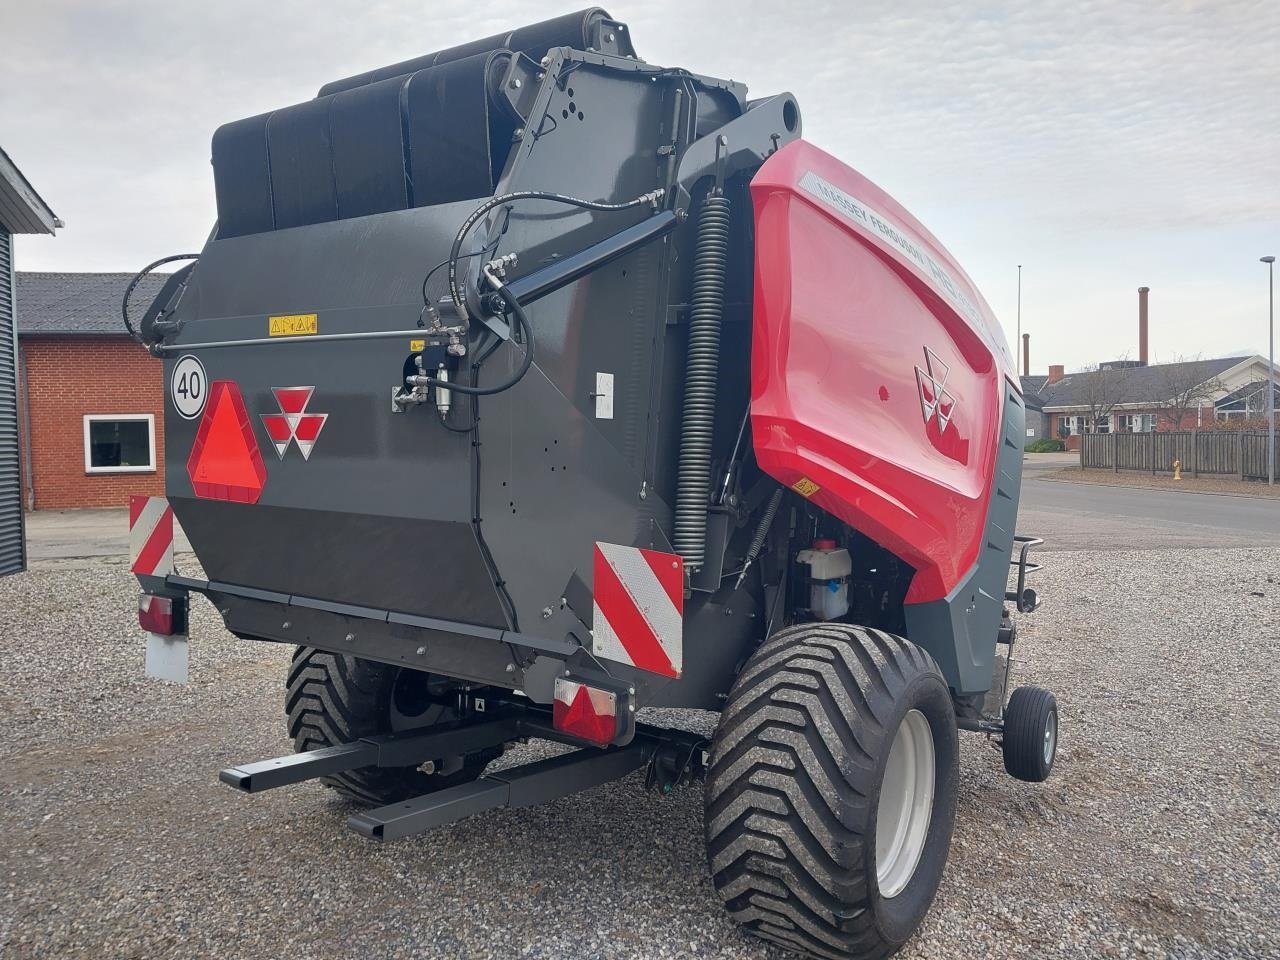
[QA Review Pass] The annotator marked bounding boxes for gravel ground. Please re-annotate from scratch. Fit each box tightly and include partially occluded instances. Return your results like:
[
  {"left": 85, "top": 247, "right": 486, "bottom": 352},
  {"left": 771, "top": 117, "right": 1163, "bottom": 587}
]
[
  {"left": 2, "top": 549, "right": 1278, "bottom": 959},
  {"left": 1042, "top": 468, "right": 1280, "bottom": 500}
]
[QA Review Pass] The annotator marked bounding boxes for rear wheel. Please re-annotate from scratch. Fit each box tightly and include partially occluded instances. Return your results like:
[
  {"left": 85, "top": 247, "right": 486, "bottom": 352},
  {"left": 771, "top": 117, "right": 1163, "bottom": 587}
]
[
  {"left": 286, "top": 647, "right": 501, "bottom": 805},
  {"left": 705, "top": 623, "right": 958, "bottom": 960}
]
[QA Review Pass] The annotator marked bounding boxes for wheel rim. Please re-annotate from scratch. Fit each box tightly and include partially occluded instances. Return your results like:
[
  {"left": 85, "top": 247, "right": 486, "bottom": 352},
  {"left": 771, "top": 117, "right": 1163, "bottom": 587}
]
[
  {"left": 875, "top": 709, "right": 936, "bottom": 899},
  {"left": 1043, "top": 710, "right": 1058, "bottom": 766}
]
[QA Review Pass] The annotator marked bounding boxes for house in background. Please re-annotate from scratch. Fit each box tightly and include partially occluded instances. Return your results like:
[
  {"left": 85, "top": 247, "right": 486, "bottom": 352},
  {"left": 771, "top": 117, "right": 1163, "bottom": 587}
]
[
  {"left": 1, "top": 146, "right": 59, "bottom": 574},
  {"left": 1019, "top": 286, "right": 1277, "bottom": 449},
  {"left": 1022, "top": 355, "right": 1277, "bottom": 450},
  {"left": 16, "top": 272, "right": 168, "bottom": 509},
  {"left": 1020, "top": 373, "right": 1049, "bottom": 441}
]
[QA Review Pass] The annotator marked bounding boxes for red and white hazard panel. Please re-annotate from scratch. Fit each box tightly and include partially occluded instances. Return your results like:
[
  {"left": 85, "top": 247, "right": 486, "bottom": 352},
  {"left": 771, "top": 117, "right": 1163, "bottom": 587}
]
[
  {"left": 592, "top": 542, "right": 683, "bottom": 678},
  {"left": 129, "top": 495, "right": 174, "bottom": 578}
]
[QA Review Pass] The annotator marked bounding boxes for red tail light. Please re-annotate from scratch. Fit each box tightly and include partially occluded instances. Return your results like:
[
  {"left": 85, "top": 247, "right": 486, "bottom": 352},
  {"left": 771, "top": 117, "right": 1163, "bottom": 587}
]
[
  {"left": 139, "top": 594, "right": 187, "bottom": 636},
  {"left": 553, "top": 678, "right": 621, "bottom": 746}
]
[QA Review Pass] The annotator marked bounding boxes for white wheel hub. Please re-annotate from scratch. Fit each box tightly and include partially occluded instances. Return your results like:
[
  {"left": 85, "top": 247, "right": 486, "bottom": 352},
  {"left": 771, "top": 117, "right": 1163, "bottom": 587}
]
[{"left": 875, "top": 708, "right": 936, "bottom": 898}]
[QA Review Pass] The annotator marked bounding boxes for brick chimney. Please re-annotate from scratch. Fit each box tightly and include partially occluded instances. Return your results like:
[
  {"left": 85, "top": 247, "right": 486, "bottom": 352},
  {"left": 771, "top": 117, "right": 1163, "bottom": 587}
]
[
  {"left": 1047, "top": 364, "right": 1065, "bottom": 385},
  {"left": 1021, "top": 333, "right": 1030, "bottom": 378},
  {"left": 1138, "top": 286, "right": 1149, "bottom": 365}
]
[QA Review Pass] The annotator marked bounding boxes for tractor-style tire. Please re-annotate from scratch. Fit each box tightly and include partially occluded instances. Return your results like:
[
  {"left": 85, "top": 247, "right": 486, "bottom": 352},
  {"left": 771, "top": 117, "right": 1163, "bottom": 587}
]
[
  {"left": 705, "top": 623, "right": 959, "bottom": 960},
  {"left": 1001, "top": 686, "right": 1058, "bottom": 783},
  {"left": 286, "top": 647, "right": 500, "bottom": 806}
]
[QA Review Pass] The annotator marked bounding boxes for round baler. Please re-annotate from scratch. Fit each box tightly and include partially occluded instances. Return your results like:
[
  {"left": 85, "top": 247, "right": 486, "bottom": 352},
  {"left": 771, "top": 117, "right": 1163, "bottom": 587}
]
[{"left": 128, "top": 9, "right": 1057, "bottom": 958}]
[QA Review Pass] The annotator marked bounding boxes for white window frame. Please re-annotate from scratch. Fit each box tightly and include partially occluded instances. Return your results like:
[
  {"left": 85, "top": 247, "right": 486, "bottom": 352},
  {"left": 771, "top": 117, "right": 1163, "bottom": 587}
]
[{"left": 83, "top": 414, "right": 157, "bottom": 474}]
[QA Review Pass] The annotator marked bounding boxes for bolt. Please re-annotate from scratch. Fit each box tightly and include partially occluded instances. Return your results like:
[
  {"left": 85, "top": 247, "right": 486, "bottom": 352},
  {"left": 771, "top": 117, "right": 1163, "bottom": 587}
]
[
  {"left": 535, "top": 71, "right": 545, "bottom": 81},
  {"left": 345, "top": 632, "right": 356, "bottom": 643},
  {"left": 416, "top": 646, "right": 427, "bottom": 656},
  {"left": 541, "top": 606, "right": 554, "bottom": 619},
  {"left": 540, "top": 55, "right": 550, "bottom": 66},
  {"left": 505, "top": 663, "right": 516, "bottom": 673},
  {"left": 672, "top": 560, "right": 678, "bottom": 569},
  {"left": 281, "top": 621, "right": 291, "bottom": 630},
  {"left": 219, "top": 608, "right": 230, "bottom": 617},
  {"left": 564, "top": 669, "right": 571, "bottom": 677},
  {"left": 513, "top": 127, "right": 525, "bottom": 139},
  {"left": 606, "top": 32, "right": 615, "bottom": 42},
  {"left": 508, "top": 77, "right": 522, "bottom": 89},
  {"left": 420, "top": 760, "right": 436, "bottom": 775}
]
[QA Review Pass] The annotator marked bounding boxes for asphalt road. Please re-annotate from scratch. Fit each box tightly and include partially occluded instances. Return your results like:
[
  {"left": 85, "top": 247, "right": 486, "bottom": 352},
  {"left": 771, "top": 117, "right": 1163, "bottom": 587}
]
[{"left": 1019, "top": 459, "right": 1280, "bottom": 552}]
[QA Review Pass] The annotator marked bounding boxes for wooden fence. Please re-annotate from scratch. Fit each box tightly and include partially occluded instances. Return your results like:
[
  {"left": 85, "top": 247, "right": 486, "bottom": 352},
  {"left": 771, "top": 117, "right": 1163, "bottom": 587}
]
[{"left": 1081, "top": 431, "right": 1278, "bottom": 481}]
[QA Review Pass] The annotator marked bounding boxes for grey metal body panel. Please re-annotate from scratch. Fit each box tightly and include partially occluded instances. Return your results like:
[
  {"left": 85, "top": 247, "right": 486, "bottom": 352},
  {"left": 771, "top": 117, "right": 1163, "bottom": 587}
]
[
  {"left": 156, "top": 42, "right": 803, "bottom": 709},
  {"left": 903, "top": 380, "right": 1026, "bottom": 695},
  {"left": 0, "top": 229, "right": 24, "bottom": 576}
]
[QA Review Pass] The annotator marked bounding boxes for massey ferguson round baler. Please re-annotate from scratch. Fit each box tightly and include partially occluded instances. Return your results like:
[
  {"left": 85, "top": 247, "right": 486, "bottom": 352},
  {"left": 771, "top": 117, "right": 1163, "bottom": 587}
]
[{"left": 127, "top": 10, "right": 1055, "bottom": 958}]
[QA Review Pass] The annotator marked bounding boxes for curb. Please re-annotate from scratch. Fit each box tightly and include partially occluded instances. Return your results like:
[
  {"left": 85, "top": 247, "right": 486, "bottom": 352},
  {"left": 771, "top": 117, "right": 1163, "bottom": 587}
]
[{"left": 1032, "top": 476, "right": 1280, "bottom": 502}]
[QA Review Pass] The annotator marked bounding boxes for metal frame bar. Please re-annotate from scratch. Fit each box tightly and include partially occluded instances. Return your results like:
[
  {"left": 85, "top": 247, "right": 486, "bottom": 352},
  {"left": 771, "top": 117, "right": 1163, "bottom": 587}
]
[
  {"left": 220, "top": 715, "right": 523, "bottom": 793},
  {"left": 1005, "top": 534, "right": 1043, "bottom": 613},
  {"left": 349, "top": 746, "right": 651, "bottom": 841},
  {"left": 219, "top": 702, "right": 709, "bottom": 841}
]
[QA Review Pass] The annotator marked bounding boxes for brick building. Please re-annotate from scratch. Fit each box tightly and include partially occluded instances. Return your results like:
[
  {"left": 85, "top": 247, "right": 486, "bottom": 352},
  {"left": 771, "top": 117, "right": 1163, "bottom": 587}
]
[
  {"left": 16, "top": 272, "right": 169, "bottom": 509},
  {"left": 1021, "top": 355, "right": 1278, "bottom": 450}
]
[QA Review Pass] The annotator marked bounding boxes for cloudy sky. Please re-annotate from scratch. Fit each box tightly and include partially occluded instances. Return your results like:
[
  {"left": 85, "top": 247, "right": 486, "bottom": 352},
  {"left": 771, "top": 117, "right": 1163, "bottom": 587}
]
[{"left": 3, "top": 0, "right": 1277, "bottom": 371}]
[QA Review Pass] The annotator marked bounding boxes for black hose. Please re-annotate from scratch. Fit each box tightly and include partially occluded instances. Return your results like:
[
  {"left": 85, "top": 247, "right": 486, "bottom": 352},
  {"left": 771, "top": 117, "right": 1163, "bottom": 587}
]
[
  {"left": 419, "top": 283, "right": 533, "bottom": 397},
  {"left": 447, "top": 188, "right": 661, "bottom": 319},
  {"left": 122, "top": 253, "right": 200, "bottom": 343},
  {"left": 672, "top": 191, "right": 731, "bottom": 570},
  {"left": 439, "top": 332, "right": 503, "bottom": 433}
]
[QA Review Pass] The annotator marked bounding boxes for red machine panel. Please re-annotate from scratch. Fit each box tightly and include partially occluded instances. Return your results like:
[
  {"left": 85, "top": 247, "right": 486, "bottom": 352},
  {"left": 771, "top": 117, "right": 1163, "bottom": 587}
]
[{"left": 749, "top": 140, "right": 1016, "bottom": 603}]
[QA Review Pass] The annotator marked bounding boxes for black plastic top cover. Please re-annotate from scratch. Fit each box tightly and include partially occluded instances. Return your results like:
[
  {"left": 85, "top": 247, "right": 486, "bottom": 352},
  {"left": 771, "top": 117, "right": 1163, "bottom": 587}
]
[
  {"left": 211, "top": 50, "right": 516, "bottom": 239},
  {"left": 316, "top": 8, "right": 635, "bottom": 97}
]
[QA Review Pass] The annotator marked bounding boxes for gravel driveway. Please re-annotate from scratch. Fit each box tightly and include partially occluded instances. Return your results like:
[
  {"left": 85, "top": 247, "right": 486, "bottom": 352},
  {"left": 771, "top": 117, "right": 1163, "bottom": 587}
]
[{"left": 1, "top": 548, "right": 1277, "bottom": 959}]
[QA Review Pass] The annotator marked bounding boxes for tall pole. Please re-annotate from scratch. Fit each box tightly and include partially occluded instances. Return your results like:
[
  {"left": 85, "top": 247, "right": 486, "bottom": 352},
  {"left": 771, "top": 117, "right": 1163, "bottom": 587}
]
[
  {"left": 1017, "top": 264, "right": 1022, "bottom": 376},
  {"left": 1264, "top": 256, "right": 1276, "bottom": 485}
]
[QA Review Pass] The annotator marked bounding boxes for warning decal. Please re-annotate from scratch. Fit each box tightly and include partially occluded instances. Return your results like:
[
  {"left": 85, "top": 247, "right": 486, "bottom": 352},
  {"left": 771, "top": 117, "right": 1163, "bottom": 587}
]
[{"left": 592, "top": 542, "right": 683, "bottom": 678}]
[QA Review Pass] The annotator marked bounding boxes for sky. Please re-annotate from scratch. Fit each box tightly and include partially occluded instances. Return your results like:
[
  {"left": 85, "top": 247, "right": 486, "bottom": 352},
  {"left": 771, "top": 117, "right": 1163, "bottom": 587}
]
[{"left": 2, "top": 0, "right": 1277, "bottom": 372}]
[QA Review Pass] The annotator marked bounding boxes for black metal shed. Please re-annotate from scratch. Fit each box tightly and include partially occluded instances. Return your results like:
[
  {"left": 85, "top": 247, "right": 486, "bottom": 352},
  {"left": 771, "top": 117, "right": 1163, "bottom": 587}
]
[{"left": 0, "top": 145, "right": 59, "bottom": 576}]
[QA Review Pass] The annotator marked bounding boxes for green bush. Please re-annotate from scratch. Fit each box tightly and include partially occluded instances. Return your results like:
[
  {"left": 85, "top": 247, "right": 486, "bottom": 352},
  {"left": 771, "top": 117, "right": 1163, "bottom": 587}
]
[{"left": 1025, "top": 438, "right": 1065, "bottom": 453}]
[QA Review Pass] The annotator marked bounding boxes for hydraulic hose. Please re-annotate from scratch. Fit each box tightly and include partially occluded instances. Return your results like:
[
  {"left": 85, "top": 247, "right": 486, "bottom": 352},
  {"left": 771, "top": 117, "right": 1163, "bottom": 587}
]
[
  {"left": 121, "top": 253, "right": 200, "bottom": 343},
  {"left": 417, "top": 281, "right": 534, "bottom": 397},
  {"left": 672, "top": 190, "right": 731, "bottom": 571},
  {"left": 446, "top": 188, "right": 663, "bottom": 321}
]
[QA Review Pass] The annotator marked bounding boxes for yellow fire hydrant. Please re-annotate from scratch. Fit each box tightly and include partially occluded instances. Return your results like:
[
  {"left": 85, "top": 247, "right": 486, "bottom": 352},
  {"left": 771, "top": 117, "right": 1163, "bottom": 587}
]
[{"left": 1172, "top": 459, "right": 1182, "bottom": 481}]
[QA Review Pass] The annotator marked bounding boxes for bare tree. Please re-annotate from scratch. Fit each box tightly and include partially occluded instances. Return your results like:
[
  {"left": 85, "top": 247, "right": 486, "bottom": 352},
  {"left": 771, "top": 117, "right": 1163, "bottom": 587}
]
[
  {"left": 1151, "top": 355, "right": 1223, "bottom": 430},
  {"left": 1075, "top": 362, "right": 1129, "bottom": 432}
]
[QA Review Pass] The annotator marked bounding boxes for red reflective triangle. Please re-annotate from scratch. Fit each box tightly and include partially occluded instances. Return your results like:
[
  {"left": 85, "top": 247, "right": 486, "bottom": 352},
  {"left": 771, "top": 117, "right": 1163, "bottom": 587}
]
[{"left": 186, "top": 380, "right": 267, "bottom": 504}]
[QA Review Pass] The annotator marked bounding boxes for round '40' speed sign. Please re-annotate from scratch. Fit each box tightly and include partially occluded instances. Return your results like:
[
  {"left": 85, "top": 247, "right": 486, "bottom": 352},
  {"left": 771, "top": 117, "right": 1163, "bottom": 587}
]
[{"left": 171, "top": 355, "right": 208, "bottom": 420}]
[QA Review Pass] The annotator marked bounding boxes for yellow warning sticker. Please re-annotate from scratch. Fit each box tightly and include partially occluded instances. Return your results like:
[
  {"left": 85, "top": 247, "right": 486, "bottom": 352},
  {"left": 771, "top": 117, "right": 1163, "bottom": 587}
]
[
  {"left": 409, "top": 339, "right": 426, "bottom": 352},
  {"left": 268, "top": 313, "right": 318, "bottom": 337},
  {"left": 791, "top": 477, "right": 821, "bottom": 498}
]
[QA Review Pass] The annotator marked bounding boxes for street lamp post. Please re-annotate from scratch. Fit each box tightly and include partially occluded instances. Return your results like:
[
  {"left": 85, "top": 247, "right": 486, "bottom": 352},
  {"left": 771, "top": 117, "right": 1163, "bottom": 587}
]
[
  {"left": 1263, "top": 256, "right": 1275, "bottom": 485},
  {"left": 1016, "top": 265, "right": 1022, "bottom": 376}
]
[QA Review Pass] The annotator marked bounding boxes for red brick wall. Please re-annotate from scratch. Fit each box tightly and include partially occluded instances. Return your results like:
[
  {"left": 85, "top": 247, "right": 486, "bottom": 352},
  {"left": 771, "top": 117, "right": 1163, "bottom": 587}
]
[{"left": 18, "top": 336, "right": 166, "bottom": 509}]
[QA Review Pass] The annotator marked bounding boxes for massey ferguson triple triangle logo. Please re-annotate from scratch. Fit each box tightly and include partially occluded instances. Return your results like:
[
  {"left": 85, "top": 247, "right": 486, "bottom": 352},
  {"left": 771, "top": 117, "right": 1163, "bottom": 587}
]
[
  {"left": 914, "top": 348, "right": 969, "bottom": 465},
  {"left": 914, "top": 347, "right": 956, "bottom": 431},
  {"left": 260, "top": 386, "right": 328, "bottom": 460}
]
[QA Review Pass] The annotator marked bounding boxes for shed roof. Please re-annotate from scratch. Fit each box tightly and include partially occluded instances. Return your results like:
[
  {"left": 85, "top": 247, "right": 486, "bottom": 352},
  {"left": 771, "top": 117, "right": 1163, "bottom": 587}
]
[
  {"left": 0, "top": 146, "right": 58, "bottom": 235},
  {"left": 1035, "top": 356, "right": 1250, "bottom": 408},
  {"left": 15, "top": 272, "right": 170, "bottom": 336}
]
